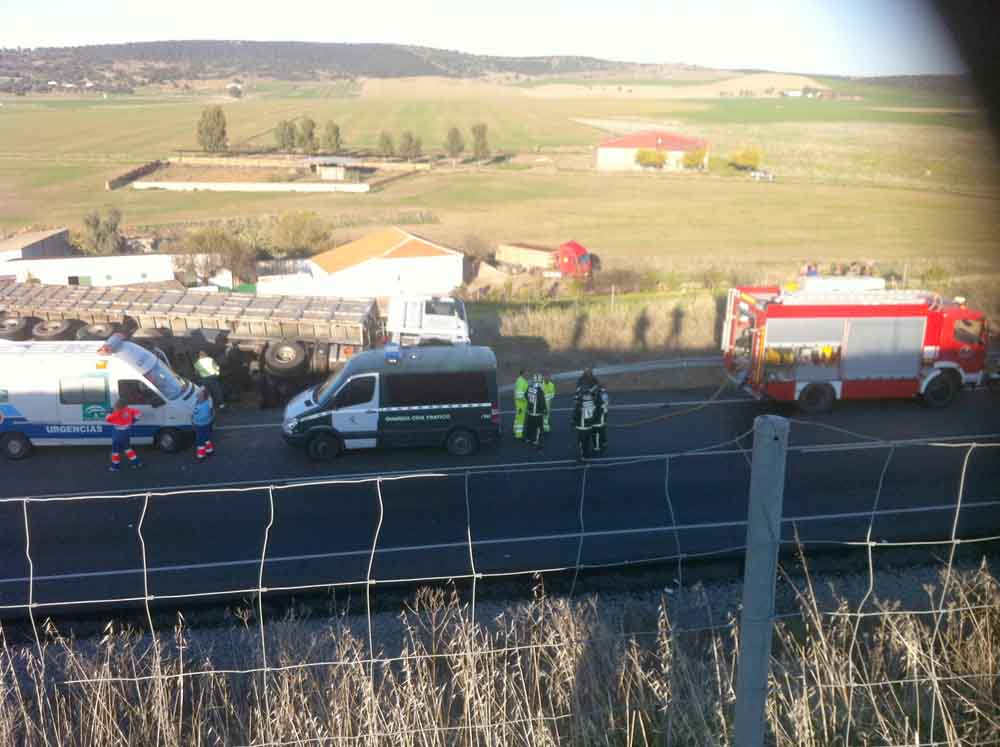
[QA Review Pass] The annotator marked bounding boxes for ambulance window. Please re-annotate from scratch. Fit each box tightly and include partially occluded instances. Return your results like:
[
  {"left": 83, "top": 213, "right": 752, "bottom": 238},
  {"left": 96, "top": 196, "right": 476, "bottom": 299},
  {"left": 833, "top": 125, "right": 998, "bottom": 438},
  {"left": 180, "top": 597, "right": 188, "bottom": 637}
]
[
  {"left": 334, "top": 376, "right": 375, "bottom": 409},
  {"left": 60, "top": 377, "right": 106, "bottom": 405},
  {"left": 119, "top": 380, "right": 164, "bottom": 407},
  {"left": 953, "top": 319, "right": 983, "bottom": 345}
]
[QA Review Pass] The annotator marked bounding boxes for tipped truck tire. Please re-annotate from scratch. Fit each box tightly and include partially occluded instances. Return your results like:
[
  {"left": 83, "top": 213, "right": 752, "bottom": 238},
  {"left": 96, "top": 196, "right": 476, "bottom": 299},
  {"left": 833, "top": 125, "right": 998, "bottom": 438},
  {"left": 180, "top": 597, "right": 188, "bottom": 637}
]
[
  {"left": 1, "top": 433, "right": 32, "bottom": 460},
  {"left": 798, "top": 383, "right": 835, "bottom": 415},
  {"left": 307, "top": 432, "right": 341, "bottom": 461},
  {"left": 32, "top": 319, "right": 80, "bottom": 340},
  {"left": 0, "top": 317, "right": 36, "bottom": 341},
  {"left": 445, "top": 428, "right": 478, "bottom": 457},
  {"left": 76, "top": 322, "right": 123, "bottom": 340},
  {"left": 264, "top": 340, "right": 308, "bottom": 378},
  {"left": 923, "top": 371, "right": 959, "bottom": 408}
]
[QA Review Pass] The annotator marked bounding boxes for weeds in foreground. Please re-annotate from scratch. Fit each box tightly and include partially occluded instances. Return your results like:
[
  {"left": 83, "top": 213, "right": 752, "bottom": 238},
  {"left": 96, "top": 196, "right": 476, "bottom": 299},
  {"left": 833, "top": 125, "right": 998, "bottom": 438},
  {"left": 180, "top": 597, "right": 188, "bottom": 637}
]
[{"left": 0, "top": 563, "right": 997, "bottom": 746}]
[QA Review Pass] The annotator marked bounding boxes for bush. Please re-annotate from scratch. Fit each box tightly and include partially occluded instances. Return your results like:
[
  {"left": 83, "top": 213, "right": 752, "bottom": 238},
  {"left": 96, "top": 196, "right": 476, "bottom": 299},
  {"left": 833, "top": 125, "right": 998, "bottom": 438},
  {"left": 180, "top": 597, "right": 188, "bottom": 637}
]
[
  {"left": 922, "top": 264, "right": 950, "bottom": 287},
  {"left": 729, "top": 145, "right": 762, "bottom": 170},
  {"left": 683, "top": 147, "right": 707, "bottom": 170},
  {"left": 635, "top": 149, "right": 666, "bottom": 169}
]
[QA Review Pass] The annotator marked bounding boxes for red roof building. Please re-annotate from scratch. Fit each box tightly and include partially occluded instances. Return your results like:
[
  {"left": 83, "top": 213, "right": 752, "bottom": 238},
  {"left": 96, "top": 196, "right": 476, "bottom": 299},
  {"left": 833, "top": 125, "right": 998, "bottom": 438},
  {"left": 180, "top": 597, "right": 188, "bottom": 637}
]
[{"left": 596, "top": 130, "right": 709, "bottom": 172}]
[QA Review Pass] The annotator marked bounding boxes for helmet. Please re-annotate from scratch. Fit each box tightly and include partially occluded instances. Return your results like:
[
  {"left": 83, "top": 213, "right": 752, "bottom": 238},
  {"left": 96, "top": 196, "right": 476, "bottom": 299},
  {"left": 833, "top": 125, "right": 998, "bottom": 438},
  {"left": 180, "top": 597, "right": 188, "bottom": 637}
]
[{"left": 533, "top": 373, "right": 543, "bottom": 384}]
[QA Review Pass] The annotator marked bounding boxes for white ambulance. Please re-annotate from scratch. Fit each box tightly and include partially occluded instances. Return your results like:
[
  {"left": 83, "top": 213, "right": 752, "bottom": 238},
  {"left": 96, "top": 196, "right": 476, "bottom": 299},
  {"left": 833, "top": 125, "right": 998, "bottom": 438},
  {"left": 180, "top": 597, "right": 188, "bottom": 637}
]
[{"left": 0, "top": 334, "right": 199, "bottom": 460}]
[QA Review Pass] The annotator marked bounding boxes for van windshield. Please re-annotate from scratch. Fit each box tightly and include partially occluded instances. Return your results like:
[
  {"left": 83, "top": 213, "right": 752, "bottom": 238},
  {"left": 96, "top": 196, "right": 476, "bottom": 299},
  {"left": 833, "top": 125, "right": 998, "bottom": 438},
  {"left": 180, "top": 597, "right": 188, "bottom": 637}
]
[{"left": 143, "top": 360, "right": 186, "bottom": 400}]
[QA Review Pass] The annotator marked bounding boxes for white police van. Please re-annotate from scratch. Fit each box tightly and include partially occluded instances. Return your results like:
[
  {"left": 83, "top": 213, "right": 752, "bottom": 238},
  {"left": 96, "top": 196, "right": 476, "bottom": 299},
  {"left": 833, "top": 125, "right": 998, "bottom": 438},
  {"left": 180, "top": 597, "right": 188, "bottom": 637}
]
[{"left": 0, "top": 334, "right": 199, "bottom": 460}]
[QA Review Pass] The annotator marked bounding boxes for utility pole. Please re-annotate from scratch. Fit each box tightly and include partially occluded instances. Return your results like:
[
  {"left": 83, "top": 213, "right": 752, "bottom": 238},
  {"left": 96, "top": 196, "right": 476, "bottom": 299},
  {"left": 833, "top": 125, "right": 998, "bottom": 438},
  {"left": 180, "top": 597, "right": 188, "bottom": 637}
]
[{"left": 734, "top": 415, "right": 790, "bottom": 747}]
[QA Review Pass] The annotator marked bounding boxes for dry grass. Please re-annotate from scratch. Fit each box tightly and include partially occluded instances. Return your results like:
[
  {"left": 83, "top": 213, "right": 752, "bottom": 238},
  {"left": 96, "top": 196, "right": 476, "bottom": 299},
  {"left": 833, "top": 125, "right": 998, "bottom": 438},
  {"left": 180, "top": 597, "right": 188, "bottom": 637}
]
[{"left": 1, "top": 562, "right": 997, "bottom": 746}]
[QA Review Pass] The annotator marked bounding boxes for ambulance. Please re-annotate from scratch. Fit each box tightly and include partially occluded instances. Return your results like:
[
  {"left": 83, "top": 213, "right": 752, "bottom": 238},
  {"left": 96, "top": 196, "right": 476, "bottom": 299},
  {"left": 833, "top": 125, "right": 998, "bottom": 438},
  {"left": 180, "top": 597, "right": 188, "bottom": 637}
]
[{"left": 0, "top": 334, "right": 199, "bottom": 459}]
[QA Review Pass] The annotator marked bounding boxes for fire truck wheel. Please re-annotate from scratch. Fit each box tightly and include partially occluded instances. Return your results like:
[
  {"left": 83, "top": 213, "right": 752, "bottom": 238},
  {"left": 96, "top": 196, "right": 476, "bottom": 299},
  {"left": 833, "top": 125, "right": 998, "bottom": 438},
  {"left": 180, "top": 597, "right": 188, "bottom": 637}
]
[
  {"left": 76, "top": 322, "right": 123, "bottom": 340},
  {"left": 264, "top": 340, "right": 308, "bottom": 378},
  {"left": 798, "top": 383, "right": 835, "bottom": 415},
  {"left": 0, "top": 316, "right": 37, "bottom": 341},
  {"left": 31, "top": 319, "right": 79, "bottom": 340},
  {"left": 923, "top": 371, "right": 959, "bottom": 409}
]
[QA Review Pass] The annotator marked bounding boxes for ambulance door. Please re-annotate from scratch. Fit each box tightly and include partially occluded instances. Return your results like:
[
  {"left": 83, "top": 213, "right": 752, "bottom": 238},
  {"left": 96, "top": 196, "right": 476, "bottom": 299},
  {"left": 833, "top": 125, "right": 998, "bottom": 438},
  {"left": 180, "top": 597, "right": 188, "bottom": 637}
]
[
  {"left": 330, "top": 374, "right": 379, "bottom": 449},
  {"left": 57, "top": 373, "right": 112, "bottom": 443},
  {"left": 116, "top": 377, "right": 168, "bottom": 442}
]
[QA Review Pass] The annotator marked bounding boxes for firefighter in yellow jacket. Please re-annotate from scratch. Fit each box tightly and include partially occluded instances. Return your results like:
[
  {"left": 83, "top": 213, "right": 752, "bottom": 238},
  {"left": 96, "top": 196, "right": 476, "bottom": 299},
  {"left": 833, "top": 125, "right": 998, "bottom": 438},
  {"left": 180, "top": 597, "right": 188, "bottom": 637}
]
[{"left": 513, "top": 370, "right": 528, "bottom": 439}]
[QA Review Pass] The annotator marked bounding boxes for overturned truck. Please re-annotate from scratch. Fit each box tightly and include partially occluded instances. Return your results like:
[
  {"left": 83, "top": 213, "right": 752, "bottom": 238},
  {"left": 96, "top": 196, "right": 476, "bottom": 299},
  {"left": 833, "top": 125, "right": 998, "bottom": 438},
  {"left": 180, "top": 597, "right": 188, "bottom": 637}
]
[{"left": 0, "top": 282, "right": 381, "bottom": 405}]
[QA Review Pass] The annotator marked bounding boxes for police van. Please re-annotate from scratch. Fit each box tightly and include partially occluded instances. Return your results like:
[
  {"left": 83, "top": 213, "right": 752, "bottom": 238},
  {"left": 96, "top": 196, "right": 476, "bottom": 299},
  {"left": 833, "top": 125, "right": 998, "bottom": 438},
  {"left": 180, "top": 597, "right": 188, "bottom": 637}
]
[
  {"left": 282, "top": 345, "right": 501, "bottom": 460},
  {"left": 0, "top": 335, "right": 199, "bottom": 460}
]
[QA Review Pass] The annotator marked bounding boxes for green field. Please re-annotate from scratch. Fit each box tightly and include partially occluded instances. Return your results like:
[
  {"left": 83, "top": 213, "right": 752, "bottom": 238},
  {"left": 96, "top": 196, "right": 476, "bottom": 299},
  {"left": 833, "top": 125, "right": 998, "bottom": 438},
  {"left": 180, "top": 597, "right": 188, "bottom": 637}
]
[{"left": 0, "top": 76, "right": 997, "bottom": 287}]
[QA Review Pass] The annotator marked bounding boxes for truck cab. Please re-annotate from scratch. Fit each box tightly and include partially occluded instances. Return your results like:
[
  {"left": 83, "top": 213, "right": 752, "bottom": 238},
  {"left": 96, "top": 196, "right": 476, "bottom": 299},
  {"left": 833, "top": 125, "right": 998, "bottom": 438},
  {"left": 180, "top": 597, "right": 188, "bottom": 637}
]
[{"left": 386, "top": 295, "right": 471, "bottom": 346}]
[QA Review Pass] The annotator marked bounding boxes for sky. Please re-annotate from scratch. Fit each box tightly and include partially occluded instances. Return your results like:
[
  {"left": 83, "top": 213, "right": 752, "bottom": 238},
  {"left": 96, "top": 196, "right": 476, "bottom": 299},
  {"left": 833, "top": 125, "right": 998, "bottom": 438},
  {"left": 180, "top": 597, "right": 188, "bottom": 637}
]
[{"left": 0, "top": 0, "right": 967, "bottom": 77}]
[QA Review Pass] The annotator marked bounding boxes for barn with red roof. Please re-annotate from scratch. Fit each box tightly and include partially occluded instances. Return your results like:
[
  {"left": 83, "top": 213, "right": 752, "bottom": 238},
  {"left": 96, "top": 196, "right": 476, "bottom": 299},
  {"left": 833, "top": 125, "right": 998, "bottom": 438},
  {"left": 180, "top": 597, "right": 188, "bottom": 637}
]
[{"left": 595, "top": 131, "right": 709, "bottom": 172}]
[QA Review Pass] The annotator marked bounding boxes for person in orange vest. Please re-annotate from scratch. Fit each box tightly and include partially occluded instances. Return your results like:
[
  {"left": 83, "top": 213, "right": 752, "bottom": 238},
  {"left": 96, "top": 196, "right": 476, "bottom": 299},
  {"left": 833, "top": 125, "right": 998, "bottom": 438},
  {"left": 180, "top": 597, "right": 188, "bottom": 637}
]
[{"left": 105, "top": 398, "right": 144, "bottom": 472}]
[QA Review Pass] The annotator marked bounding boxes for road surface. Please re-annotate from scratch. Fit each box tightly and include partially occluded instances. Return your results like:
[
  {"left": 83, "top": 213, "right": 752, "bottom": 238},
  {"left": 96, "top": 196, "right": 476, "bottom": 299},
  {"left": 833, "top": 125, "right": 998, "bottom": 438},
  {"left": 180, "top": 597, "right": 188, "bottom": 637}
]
[{"left": 1, "top": 388, "right": 997, "bottom": 617}]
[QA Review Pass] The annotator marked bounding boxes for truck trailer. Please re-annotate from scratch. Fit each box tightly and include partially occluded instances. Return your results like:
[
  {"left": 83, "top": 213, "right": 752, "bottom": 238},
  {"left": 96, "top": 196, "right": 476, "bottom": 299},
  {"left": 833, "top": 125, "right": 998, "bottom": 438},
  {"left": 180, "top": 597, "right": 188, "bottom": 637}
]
[
  {"left": 721, "top": 284, "right": 990, "bottom": 413},
  {"left": 0, "top": 282, "right": 381, "bottom": 402},
  {"left": 495, "top": 241, "right": 593, "bottom": 277}
]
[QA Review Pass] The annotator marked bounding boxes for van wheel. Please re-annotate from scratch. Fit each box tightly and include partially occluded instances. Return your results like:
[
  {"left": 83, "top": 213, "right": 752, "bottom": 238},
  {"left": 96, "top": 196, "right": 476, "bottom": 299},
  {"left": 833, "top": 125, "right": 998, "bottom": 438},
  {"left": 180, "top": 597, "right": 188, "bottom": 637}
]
[
  {"left": 923, "top": 371, "right": 959, "bottom": 408},
  {"left": 155, "top": 428, "right": 183, "bottom": 453},
  {"left": 0, "top": 317, "right": 36, "bottom": 341},
  {"left": 445, "top": 428, "right": 479, "bottom": 457},
  {"left": 798, "top": 383, "right": 835, "bottom": 415},
  {"left": 308, "top": 432, "right": 341, "bottom": 461},
  {"left": 77, "top": 322, "right": 123, "bottom": 340},
  {"left": 32, "top": 319, "right": 79, "bottom": 340},
  {"left": 265, "top": 340, "right": 308, "bottom": 378},
  {"left": 1, "top": 433, "right": 32, "bottom": 460}
]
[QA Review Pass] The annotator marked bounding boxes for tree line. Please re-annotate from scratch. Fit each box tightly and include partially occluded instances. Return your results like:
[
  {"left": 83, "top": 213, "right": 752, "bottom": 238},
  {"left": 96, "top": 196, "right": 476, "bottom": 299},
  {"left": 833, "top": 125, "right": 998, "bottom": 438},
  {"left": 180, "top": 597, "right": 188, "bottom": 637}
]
[{"left": 196, "top": 106, "right": 491, "bottom": 160}]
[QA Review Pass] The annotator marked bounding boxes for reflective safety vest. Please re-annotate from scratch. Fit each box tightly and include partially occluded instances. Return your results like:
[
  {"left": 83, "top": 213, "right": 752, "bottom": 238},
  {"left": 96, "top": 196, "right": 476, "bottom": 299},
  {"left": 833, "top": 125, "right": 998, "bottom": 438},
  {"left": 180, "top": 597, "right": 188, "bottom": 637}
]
[
  {"left": 573, "top": 387, "right": 597, "bottom": 429},
  {"left": 514, "top": 376, "right": 529, "bottom": 402},
  {"left": 543, "top": 379, "right": 555, "bottom": 403}
]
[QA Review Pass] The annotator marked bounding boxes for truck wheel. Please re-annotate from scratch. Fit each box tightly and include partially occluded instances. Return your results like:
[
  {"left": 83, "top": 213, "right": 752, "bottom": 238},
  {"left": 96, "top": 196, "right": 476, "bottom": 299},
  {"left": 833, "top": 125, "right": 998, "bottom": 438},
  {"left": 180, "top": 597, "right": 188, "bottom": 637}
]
[
  {"left": 445, "top": 428, "right": 479, "bottom": 457},
  {"left": 155, "top": 427, "right": 183, "bottom": 453},
  {"left": 0, "top": 316, "right": 36, "bottom": 341},
  {"left": 307, "top": 432, "right": 341, "bottom": 461},
  {"left": 32, "top": 319, "right": 79, "bottom": 340},
  {"left": 1, "top": 433, "right": 32, "bottom": 460},
  {"left": 76, "top": 322, "right": 123, "bottom": 340},
  {"left": 264, "top": 340, "right": 308, "bottom": 378},
  {"left": 798, "top": 383, "right": 835, "bottom": 415},
  {"left": 923, "top": 371, "right": 959, "bottom": 408}
]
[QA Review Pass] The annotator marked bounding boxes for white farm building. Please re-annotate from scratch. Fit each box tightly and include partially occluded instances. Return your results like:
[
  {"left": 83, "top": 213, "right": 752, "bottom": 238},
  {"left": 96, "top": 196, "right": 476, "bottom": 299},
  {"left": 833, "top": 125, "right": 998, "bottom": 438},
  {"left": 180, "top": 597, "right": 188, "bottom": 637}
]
[
  {"left": 256, "top": 227, "right": 465, "bottom": 299},
  {"left": 595, "top": 131, "right": 709, "bottom": 172}
]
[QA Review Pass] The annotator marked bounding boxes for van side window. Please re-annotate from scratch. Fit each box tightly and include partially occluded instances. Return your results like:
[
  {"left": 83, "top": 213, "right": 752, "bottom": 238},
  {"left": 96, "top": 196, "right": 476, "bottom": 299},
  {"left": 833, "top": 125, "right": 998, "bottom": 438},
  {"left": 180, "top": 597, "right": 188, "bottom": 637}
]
[
  {"left": 386, "top": 372, "right": 488, "bottom": 406},
  {"left": 334, "top": 376, "right": 375, "bottom": 409},
  {"left": 60, "top": 377, "right": 107, "bottom": 405},
  {"left": 119, "top": 380, "right": 164, "bottom": 407}
]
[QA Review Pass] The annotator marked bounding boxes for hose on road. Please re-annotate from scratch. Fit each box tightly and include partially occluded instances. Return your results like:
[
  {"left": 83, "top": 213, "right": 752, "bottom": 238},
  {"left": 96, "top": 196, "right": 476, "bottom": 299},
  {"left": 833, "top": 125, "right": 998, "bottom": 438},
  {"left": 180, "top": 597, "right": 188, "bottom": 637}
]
[{"left": 608, "top": 377, "right": 732, "bottom": 428}]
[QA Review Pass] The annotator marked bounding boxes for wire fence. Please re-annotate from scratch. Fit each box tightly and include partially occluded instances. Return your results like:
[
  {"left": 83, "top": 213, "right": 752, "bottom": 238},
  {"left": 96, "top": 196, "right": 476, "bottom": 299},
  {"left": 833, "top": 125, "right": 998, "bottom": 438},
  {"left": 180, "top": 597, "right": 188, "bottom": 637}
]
[{"left": 1, "top": 425, "right": 998, "bottom": 746}]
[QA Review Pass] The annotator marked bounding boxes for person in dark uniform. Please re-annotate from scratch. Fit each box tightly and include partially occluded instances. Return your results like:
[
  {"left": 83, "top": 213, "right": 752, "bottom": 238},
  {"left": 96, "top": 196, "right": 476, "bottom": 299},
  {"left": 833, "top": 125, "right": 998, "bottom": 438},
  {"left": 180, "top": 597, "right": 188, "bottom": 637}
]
[
  {"left": 572, "top": 380, "right": 598, "bottom": 460},
  {"left": 523, "top": 374, "right": 548, "bottom": 449},
  {"left": 592, "top": 383, "right": 609, "bottom": 454}
]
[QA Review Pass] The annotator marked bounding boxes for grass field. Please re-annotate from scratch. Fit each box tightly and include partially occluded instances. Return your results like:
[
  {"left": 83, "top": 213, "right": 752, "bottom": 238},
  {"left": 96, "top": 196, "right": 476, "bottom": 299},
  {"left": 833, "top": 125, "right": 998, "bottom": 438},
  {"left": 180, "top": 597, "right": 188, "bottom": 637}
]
[{"left": 0, "top": 76, "right": 997, "bottom": 281}]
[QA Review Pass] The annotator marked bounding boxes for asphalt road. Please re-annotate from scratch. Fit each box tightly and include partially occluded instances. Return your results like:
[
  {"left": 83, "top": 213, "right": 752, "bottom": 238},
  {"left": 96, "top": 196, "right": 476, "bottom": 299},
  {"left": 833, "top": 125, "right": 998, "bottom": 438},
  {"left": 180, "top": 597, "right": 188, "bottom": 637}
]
[{"left": 1, "top": 387, "right": 998, "bottom": 617}]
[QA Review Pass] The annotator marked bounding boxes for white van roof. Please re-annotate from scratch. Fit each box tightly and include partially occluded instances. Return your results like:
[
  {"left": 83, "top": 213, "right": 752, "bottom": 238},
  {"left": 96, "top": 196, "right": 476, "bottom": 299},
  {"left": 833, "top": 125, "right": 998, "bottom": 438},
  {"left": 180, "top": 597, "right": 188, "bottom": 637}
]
[
  {"left": 0, "top": 339, "right": 158, "bottom": 373},
  {"left": 342, "top": 345, "right": 496, "bottom": 377}
]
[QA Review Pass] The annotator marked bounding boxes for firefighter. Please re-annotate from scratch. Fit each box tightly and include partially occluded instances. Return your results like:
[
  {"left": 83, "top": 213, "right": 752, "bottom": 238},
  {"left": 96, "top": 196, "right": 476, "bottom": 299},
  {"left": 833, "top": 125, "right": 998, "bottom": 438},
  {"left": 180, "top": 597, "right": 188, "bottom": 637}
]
[
  {"left": 572, "top": 380, "right": 598, "bottom": 460},
  {"left": 592, "top": 383, "right": 609, "bottom": 454},
  {"left": 194, "top": 349, "right": 226, "bottom": 410},
  {"left": 105, "top": 398, "right": 143, "bottom": 471},
  {"left": 576, "top": 367, "right": 597, "bottom": 390},
  {"left": 542, "top": 372, "right": 556, "bottom": 433},
  {"left": 523, "top": 374, "right": 548, "bottom": 448},
  {"left": 513, "top": 369, "right": 528, "bottom": 440},
  {"left": 192, "top": 387, "right": 216, "bottom": 462}
]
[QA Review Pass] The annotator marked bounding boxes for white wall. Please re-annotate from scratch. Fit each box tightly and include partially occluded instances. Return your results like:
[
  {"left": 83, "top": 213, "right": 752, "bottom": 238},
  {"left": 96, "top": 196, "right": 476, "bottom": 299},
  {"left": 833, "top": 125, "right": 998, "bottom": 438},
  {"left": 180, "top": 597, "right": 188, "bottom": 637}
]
[
  {"left": 257, "top": 256, "right": 463, "bottom": 298},
  {"left": 596, "top": 147, "right": 706, "bottom": 172},
  {"left": 11, "top": 254, "right": 176, "bottom": 286},
  {"left": 133, "top": 181, "right": 370, "bottom": 193}
]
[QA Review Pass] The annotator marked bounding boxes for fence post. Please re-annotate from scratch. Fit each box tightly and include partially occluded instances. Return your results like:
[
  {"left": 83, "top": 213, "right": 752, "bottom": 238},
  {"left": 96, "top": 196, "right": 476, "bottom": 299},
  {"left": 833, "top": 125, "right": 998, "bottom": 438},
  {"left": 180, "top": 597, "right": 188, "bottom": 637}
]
[{"left": 734, "top": 415, "right": 790, "bottom": 747}]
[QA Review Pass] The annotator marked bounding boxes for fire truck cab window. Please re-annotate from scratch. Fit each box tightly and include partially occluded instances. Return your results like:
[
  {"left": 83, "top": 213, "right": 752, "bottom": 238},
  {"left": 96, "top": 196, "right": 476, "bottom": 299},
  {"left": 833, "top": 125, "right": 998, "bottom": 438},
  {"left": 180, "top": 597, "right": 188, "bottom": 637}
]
[{"left": 953, "top": 319, "right": 983, "bottom": 345}]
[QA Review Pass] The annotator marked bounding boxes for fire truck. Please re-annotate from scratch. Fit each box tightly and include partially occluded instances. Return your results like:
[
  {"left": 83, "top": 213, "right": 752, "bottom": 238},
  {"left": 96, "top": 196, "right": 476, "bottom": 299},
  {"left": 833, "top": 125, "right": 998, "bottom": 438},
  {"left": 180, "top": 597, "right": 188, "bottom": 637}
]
[{"left": 721, "top": 284, "right": 990, "bottom": 413}]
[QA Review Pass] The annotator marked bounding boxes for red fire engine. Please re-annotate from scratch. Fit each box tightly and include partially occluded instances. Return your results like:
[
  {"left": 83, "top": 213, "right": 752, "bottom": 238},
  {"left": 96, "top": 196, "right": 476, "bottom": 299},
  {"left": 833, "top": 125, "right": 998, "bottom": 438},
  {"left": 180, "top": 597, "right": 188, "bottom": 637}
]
[{"left": 722, "top": 284, "right": 990, "bottom": 413}]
